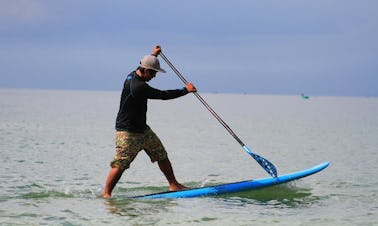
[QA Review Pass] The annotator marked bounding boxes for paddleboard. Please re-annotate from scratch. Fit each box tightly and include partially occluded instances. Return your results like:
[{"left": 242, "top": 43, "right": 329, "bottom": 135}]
[{"left": 134, "top": 162, "right": 329, "bottom": 199}]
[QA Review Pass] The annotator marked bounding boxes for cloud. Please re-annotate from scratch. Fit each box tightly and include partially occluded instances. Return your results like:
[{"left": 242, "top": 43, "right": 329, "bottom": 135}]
[{"left": 0, "top": 0, "right": 48, "bottom": 29}]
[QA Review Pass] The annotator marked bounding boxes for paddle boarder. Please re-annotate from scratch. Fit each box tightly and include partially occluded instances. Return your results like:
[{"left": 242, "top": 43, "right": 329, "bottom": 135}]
[{"left": 103, "top": 46, "right": 196, "bottom": 198}]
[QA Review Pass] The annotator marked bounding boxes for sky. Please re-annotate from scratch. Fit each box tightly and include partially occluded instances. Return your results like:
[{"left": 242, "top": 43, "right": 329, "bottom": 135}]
[{"left": 0, "top": 0, "right": 377, "bottom": 97}]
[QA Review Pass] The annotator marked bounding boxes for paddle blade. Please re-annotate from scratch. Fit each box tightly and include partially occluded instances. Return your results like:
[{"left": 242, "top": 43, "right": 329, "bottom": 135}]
[{"left": 243, "top": 145, "right": 278, "bottom": 178}]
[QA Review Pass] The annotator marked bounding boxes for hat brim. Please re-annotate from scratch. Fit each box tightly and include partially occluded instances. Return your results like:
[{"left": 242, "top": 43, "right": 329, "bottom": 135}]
[
  {"left": 147, "top": 67, "right": 166, "bottom": 73},
  {"left": 140, "top": 64, "right": 166, "bottom": 73},
  {"left": 154, "top": 68, "right": 166, "bottom": 73}
]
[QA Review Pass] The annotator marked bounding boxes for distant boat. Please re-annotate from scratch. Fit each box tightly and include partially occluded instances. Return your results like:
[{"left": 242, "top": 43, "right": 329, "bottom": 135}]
[{"left": 301, "top": 93, "right": 310, "bottom": 99}]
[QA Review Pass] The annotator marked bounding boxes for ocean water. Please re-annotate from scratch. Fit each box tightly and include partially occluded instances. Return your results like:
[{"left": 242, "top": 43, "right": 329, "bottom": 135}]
[{"left": 0, "top": 89, "right": 377, "bottom": 225}]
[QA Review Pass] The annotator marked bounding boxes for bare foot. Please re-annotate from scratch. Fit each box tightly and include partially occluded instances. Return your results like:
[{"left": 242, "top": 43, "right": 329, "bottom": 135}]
[
  {"left": 169, "top": 183, "right": 189, "bottom": 191},
  {"left": 102, "top": 193, "right": 112, "bottom": 198}
]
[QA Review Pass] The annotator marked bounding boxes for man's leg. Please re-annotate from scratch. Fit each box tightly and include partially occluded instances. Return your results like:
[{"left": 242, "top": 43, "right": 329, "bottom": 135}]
[
  {"left": 158, "top": 158, "right": 188, "bottom": 191},
  {"left": 103, "top": 167, "right": 125, "bottom": 198}
]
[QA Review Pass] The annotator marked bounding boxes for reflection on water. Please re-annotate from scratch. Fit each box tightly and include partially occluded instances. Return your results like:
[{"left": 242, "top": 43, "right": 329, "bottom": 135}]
[
  {"left": 219, "top": 183, "right": 316, "bottom": 207},
  {"left": 104, "top": 197, "right": 175, "bottom": 222}
]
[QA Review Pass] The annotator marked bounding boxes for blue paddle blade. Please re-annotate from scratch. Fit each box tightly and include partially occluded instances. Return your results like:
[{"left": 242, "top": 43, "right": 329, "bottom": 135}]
[{"left": 243, "top": 145, "right": 278, "bottom": 177}]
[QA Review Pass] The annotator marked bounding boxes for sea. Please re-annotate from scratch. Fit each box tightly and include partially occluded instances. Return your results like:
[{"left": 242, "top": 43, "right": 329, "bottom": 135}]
[{"left": 0, "top": 89, "right": 377, "bottom": 226}]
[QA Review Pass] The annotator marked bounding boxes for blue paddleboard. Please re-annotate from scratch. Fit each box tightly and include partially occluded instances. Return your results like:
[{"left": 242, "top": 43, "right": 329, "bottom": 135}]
[{"left": 134, "top": 162, "right": 329, "bottom": 199}]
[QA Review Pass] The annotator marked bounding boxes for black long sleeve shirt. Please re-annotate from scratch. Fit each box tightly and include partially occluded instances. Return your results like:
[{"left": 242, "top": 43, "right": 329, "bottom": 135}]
[{"left": 115, "top": 71, "right": 188, "bottom": 133}]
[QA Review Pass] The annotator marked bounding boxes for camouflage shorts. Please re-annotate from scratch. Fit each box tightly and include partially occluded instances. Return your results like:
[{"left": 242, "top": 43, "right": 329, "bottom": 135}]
[{"left": 110, "top": 127, "right": 168, "bottom": 170}]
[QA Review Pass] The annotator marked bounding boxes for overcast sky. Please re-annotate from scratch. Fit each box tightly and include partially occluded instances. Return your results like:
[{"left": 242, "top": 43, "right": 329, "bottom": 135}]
[{"left": 1, "top": 0, "right": 377, "bottom": 96}]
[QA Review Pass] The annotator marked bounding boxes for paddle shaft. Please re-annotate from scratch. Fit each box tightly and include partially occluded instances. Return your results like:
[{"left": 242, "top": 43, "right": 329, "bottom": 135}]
[
  {"left": 159, "top": 51, "right": 278, "bottom": 177},
  {"left": 159, "top": 52, "right": 245, "bottom": 147}
]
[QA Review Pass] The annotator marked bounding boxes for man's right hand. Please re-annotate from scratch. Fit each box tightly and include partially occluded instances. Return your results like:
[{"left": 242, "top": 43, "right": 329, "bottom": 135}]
[{"left": 185, "top": 83, "right": 197, "bottom": 93}]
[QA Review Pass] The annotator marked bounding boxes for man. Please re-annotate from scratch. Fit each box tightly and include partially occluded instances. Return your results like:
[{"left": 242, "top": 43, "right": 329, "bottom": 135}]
[{"left": 103, "top": 46, "right": 196, "bottom": 198}]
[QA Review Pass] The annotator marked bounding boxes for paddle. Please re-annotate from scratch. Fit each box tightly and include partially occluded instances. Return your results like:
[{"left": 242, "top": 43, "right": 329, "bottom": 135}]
[{"left": 159, "top": 51, "right": 278, "bottom": 178}]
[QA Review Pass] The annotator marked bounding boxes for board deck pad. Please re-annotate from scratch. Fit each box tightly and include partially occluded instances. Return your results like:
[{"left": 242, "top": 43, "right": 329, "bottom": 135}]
[{"left": 133, "top": 162, "right": 330, "bottom": 199}]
